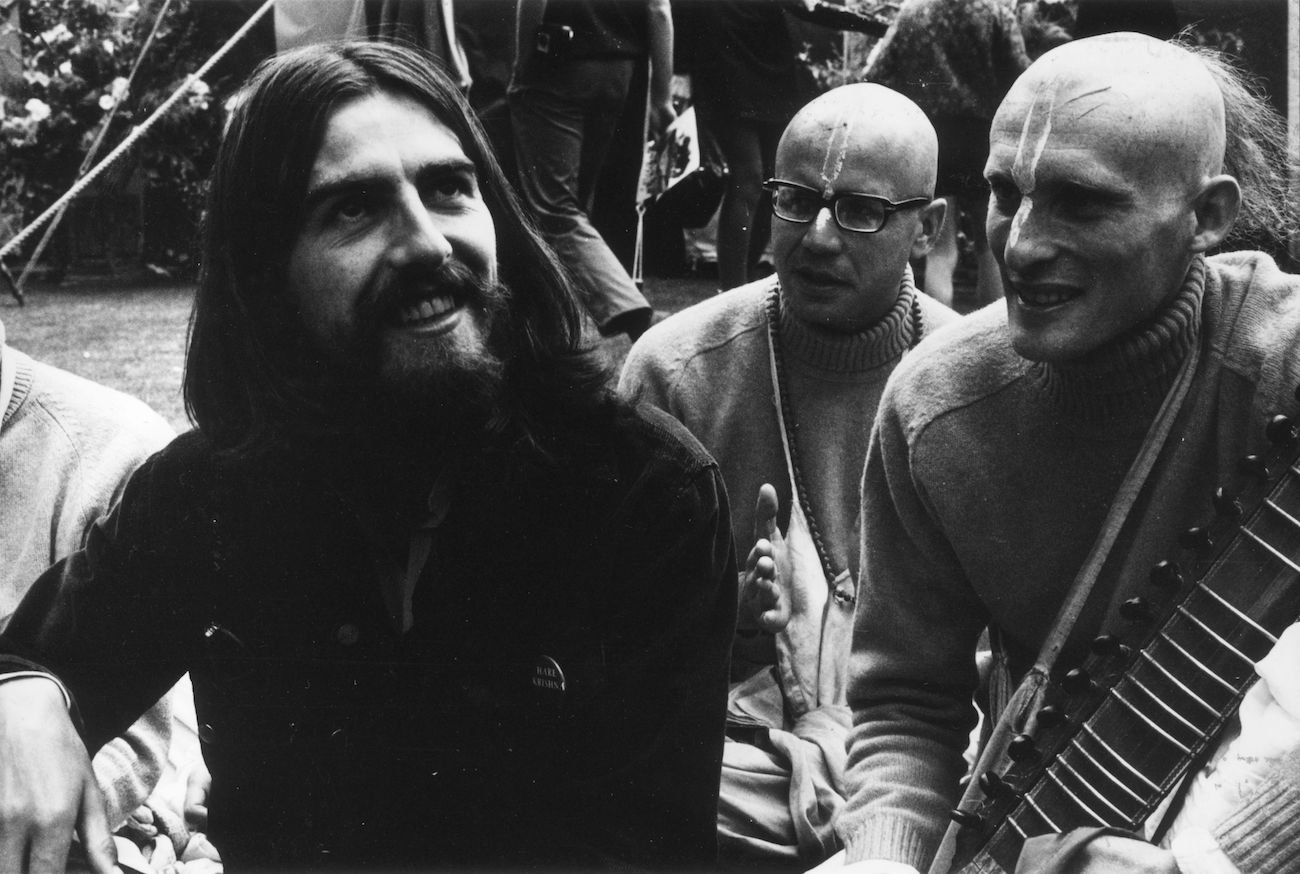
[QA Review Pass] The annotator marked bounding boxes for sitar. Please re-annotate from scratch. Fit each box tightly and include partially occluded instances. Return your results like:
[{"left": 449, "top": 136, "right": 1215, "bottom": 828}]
[{"left": 949, "top": 405, "right": 1300, "bottom": 874}]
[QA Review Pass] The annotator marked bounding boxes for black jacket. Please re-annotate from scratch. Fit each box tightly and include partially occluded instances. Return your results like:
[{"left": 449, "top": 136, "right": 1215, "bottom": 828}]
[{"left": 0, "top": 401, "right": 736, "bottom": 871}]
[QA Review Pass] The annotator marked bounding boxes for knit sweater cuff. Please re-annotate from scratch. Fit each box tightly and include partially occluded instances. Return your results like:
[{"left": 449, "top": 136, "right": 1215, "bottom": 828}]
[
  {"left": 840, "top": 818, "right": 933, "bottom": 871},
  {"left": 1213, "top": 776, "right": 1300, "bottom": 874}
]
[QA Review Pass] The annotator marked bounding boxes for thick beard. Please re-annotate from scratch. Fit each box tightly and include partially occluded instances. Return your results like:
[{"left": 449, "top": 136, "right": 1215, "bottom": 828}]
[{"left": 305, "top": 260, "right": 514, "bottom": 450}]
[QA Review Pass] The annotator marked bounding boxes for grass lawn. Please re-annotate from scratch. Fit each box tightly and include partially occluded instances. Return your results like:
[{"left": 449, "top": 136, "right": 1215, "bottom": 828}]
[{"left": 1, "top": 274, "right": 718, "bottom": 434}]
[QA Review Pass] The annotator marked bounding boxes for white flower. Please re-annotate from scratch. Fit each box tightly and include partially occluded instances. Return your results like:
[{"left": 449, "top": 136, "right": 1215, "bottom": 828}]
[
  {"left": 40, "top": 23, "right": 73, "bottom": 45},
  {"left": 110, "top": 76, "right": 128, "bottom": 99},
  {"left": 58, "top": 60, "right": 73, "bottom": 77},
  {"left": 98, "top": 93, "right": 115, "bottom": 111},
  {"left": 24, "top": 99, "right": 51, "bottom": 122},
  {"left": 185, "top": 78, "right": 211, "bottom": 110},
  {"left": 24, "top": 70, "right": 50, "bottom": 88},
  {"left": 102, "top": 39, "right": 116, "bottom": 55}
]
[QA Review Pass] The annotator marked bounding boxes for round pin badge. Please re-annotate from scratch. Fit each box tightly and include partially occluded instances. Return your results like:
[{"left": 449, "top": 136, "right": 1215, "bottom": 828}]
[{"left": 532, "top": 655, "right": 566, "bottom": 695}]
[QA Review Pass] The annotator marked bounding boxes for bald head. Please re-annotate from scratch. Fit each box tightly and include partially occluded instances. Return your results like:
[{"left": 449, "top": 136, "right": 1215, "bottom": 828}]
[
  {"left": 770, "top": 83, "right": 946, "bottom": 333},
  {"left": 777, "top": 83, "right": 938, "bottom": 201},
  {"left": 998, "top": 33, "right": 1227, "bottom": 195}
]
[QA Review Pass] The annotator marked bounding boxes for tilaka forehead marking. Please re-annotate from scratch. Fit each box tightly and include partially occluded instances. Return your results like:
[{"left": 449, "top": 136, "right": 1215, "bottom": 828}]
[
  {"left": 1011, "top": 78, "right": 1058, "bottom": 194},
  {"left": 817, "top": 107, "right": 857, "bottom": 195},
  {"left": 1006, "top": 77, "right": 1059, "bottom": 248}
]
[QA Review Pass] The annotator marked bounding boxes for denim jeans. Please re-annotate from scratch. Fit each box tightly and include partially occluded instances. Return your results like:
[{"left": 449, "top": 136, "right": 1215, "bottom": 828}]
[{"left": 509, "top": 57, "right": 651, "bottom": 331}]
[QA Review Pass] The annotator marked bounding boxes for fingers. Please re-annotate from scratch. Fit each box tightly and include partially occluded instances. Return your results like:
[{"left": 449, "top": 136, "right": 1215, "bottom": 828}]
[
  {"left": 75, "top": 780, "right": 117, "bottom": 874},
  {"left": 25, "top": 823, "right": 74, "bottom": 874},
  {"left": 752, "top": 483, "right": 780, "bottom": 545},
  {"left": 745, "top": 542, "right": 777, "bottom": 575},
  {"left": 756, "top": 576, "right": 791, "bottom": 633},
  {"left": 184, "top": 763, "right": 211, "bottom": 830}
]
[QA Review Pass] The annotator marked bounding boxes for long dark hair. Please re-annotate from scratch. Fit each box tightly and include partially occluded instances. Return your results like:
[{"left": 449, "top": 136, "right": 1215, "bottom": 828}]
[{"left": 184, "top": 41, "right": 609, "bottom": 457}]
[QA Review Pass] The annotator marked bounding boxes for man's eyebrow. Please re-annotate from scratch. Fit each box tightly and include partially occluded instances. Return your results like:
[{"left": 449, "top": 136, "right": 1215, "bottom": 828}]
[
  {"left": 414, "top": 157, "right": 480, "bottom": 186},
  {"left": 301, "top": 174, "right": 389, "bottom": 214},
  {"left": 302, "top": 157, "right": 479, "bottom": 211}
]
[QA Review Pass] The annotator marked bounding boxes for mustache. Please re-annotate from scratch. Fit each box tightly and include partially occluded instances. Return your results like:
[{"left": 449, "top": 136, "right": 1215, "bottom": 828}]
[{"left": 359, "top": 259, "right": 508, "bottom": 324}]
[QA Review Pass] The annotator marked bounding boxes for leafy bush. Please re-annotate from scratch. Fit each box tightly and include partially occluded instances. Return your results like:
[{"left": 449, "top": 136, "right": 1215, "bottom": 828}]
[{"left": 1, "top": 0, "right": 252, "bottom": 278}]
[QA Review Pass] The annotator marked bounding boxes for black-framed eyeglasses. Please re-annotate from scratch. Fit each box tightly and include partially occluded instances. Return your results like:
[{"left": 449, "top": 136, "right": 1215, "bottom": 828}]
[{"left": 763, "top": 179, "right": 931, "bottom": 234}]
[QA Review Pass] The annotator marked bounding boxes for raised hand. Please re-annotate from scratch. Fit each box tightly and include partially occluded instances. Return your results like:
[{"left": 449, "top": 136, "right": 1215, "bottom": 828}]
[{"left": 739, "top": 484, "right": 793, "bottom": 633}]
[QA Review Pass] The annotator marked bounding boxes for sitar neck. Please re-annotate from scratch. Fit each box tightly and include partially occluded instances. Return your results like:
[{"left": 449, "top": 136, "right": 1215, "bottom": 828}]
[{"left": 951, "top": 413, "right": 1300, "bottom": 874}]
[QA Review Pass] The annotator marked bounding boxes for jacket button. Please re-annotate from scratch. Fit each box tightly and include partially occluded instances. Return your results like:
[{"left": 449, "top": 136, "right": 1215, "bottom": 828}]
[
  {"left": 198, "top": 723, "right": 217, "bottom": 745},
  {"left": 334, "top": 623, "right": 361, "bottom": 646}
]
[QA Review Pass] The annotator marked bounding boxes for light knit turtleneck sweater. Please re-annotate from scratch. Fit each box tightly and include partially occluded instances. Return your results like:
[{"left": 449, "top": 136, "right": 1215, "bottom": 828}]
[
  {"left": 618, "top": 272, "right": 958, "bottom": 680},
  {"left": 839, "top": 252, "right": 1300, "bottom": 874}
]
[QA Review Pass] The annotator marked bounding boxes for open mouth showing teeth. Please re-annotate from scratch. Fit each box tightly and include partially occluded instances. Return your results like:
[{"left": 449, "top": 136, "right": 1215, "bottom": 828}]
[
  {"left": 394, "top": 294, "right": 458, "bottom": 327},
  {"left": 1016, "top": 287, "right": 1080, "bottom": 308}
]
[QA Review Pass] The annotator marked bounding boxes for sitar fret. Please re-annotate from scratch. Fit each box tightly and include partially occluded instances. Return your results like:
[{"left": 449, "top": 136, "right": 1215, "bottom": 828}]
[
  {"left": 1156, "top": 633, "right": 1238, "bottom": 694},
  {"left": 1136, "top": 650, "right": 1220, "bottom": 718},
  {"left": 1043, "top": 770, "right": 1108, "bottom": 826},
  {"left": 1175, "top": 605, "right": 1258, "bottom": 664},
  {"left": 1019, "top": 794, "right": 1063, "bottom": 834},
  {"left": 1265, "top": 496, "right": 1300, "bottom": 532},
  {"left": 1078, "top": 723, "right": 1161, "bottom": 792},
  {"left": 1191, "top": 579, "right": 1279, "bottom": 646},
  {"left": 1126, "top": 671, "right": 1204, "bottom": 737},
  {"left": 1240, "top": 526, "right": 1300, "bottom": 574},
  {"left": 1106, "top": 687, "right": 1193, "bottom": 753},
  {"left": 1064, "top": 739, "right": 1147, "bottom": 806},
  {"left": 1053, "top": 756, "right": 1133, "bottom": 821}
]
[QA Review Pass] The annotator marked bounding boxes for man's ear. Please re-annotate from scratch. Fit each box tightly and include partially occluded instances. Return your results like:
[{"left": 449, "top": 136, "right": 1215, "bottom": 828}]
[
  {"left": 910, "top": 198, "right": 948, "bottom": 260},
  {"left": 1189, "top": 174, "right": 1241, "bottom": 253}
]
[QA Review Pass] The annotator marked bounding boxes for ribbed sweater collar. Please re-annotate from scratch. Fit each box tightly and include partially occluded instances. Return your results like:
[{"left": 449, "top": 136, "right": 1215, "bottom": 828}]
[
  {"left": 1030, "top": 257, "right": 1205, "bottom": 420},
  {"left": 0, "top": 321, "right": 34, "bottom": 427},
  {"left": 776, "top": 270, "right": 921, "bottom": 372}
]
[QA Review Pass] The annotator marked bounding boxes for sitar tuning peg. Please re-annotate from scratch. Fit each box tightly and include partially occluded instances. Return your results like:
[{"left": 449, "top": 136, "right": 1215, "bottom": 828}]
[
  {"left": 1213, "top": 487, "right": 1242, "bottom": 518},
  {"left": 1062, "top": 667, "right": 1094, "bottom": 695},
  {"left": 1239, "top": 454, "right": 1269, "bottom": 480},
  {"left": 1149, "top": 560, "right": 1183, "bottom": 589},
  {"left": 978, "top": 770, "right": 1021, "bottom": 800},
  {"left": 1036, "top": 704, "right": 1065, "bottom": 729},
  {"left": 1090, "top": 633, "right": 1131, "bottom": 659},
  {"left": 1267, "top": 414, "right": 1299, "bottom": 446},
  {"left": 1179, "top": 526, "right": 1213, "bottom": 552},
  {"left": 1120, "top": 597, "right": 1154, "bottom": 623},
  {"left": 1007, "top": 733, "right": 1038, "bottom": 763},
  {"left": 950, "top": 808, "right": 983, "bottom": 829}
]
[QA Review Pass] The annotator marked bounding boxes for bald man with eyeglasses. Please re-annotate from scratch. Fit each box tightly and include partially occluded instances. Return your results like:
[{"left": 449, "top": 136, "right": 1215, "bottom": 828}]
[{"left": 619, "top": 82, "right": 958, "bottom": 868}]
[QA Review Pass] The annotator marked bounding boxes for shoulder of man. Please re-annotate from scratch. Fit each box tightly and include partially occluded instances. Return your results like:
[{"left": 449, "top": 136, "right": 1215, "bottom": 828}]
[
  {"left": 602, "top": 398, "right": 723, "bottom": 484},
  {"left": 618, "top": 276, "right": 772, "bottom": 397},
  {"left": 916, "top": 290, "right": 963, "bottom": 335},
  {"left": 880, "top": 297, "right": 1027, "bottom": 436},
  {"left": 1205, "top": 250, "right": 1300, "bottom": 381},
  {"left": 8, "top": 349, "right": 174, "bottom": 454}
]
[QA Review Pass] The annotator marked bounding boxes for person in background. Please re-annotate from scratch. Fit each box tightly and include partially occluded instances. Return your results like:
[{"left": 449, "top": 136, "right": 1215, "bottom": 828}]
[
  {"left": 0, "top": 41, "right": 734, "bottom": 873},
  {"left": 508, "top": 0, "right": 674, "bottom": 341},
  {"left": 677, "top": 0, "right": 889, "bottom": 293},
  {"left": 273, "top": 0, "right": 473, "bottom": 89},
  {"left": 865, "top": 0, "right": 1035, "bottom": 309},
  {"left": 0, "top": 319, "right": 214, "bottom": 872},
  {"left": 621, "top": 82, "right": 955, "bottom": 870},
  {"left": 837, "top": 33, "right": 1300, "bottom": 874}
]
